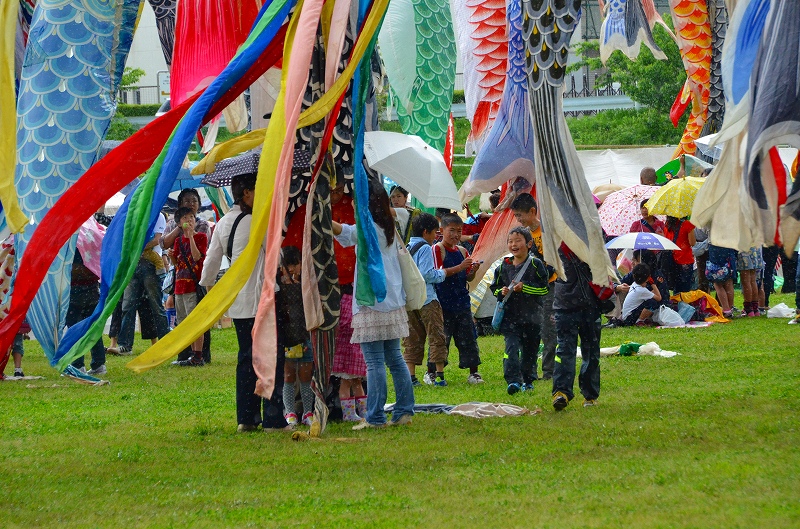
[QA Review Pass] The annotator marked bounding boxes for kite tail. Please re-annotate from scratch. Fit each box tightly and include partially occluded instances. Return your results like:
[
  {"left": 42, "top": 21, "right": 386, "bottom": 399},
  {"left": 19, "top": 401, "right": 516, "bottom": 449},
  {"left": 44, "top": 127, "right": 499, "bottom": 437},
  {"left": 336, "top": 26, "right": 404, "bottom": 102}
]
[{"left": 599, "top": 0, "right": 666, "bottom": 64}]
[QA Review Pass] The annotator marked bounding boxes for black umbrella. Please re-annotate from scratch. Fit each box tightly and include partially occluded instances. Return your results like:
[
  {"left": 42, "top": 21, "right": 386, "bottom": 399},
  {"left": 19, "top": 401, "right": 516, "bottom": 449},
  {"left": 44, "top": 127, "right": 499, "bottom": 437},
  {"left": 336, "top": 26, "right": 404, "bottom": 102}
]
[{"left": 199, "top": 149, "right": 312, "bottom": 187}]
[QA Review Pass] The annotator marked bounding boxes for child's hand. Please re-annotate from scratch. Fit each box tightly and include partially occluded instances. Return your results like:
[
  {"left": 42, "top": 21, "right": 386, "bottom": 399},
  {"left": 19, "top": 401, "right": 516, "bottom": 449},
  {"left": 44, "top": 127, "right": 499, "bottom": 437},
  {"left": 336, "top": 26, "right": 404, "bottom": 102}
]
[
  {"left": 512, "top": 282, "right": 523, "bottom": 292},
  {"left": 501, "top": 286, "right": 510, "bottom": 296},
  {"left": 461, "top": 257, "right": 474, "bottom": 271}
]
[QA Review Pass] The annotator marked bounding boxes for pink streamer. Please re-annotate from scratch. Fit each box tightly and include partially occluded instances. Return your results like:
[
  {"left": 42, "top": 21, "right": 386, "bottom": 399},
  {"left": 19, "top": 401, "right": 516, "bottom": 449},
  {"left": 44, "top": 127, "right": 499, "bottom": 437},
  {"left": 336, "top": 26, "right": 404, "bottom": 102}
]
[{"left": 253, "top": 0, "right": 326, "bottom": 399}]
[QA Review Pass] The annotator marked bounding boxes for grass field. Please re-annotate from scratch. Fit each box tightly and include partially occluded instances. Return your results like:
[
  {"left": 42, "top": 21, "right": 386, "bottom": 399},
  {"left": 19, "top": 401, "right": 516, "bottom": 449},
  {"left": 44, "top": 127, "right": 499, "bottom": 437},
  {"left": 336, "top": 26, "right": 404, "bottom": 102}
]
[{"left": 2, "top": 292, "right": 799, "bottom": 528}]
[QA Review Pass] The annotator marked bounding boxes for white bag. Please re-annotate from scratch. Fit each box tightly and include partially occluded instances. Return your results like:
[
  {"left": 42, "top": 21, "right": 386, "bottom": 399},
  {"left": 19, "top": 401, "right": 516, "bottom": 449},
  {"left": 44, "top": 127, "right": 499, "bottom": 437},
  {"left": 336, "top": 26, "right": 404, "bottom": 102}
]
[
  {"left": 767, "top": 303, "right": 795, "bottom": 318},
  {"left": 654, "top": 305, "right": 684, "bottom": 327},
  {"left": 396, "top": 235, "right": 427, "bottom": 311}
]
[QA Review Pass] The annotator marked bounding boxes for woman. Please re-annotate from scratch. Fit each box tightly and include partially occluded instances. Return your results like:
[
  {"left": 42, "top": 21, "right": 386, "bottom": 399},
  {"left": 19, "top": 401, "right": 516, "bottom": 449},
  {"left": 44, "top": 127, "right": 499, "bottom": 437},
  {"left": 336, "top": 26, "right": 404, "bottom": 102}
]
[
  {"left": 663, "top": 216, "right": 696, "bottom": 295},
  {"left": 332, "top": 178, "right": 415, "bottom": 429},
  {"left": 706, "top": 244, "right": 737, "bottom": 317}
]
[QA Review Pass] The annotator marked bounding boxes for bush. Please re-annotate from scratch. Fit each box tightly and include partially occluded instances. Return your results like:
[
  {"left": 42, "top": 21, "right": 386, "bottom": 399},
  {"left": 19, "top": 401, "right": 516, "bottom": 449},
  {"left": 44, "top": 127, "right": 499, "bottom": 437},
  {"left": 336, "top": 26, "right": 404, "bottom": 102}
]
[
  {"left": 567, "top": 108, "right": 687, "bottom": 146},
  {"left": 105, "top": 116, "right": 137, "bottom": 141},
  {"left": 452, "top": 90, "right": 465, "bottom": 104},
  {"left": 117, "top": 103, "right": 161, "bottom": 117}
]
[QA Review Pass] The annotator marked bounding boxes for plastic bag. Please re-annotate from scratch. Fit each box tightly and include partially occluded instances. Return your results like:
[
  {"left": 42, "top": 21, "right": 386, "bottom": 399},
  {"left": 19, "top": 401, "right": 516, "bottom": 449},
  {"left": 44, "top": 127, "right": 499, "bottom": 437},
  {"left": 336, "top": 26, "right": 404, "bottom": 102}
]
[
  {"left": 767, "top": 303, "right": 795, "bottom": 318},
  {"left": 676, "top": 301, "right": 696, "bottom": 323},
  {"left": 654, "top": 305, "right": 684, "bottom": 327}
]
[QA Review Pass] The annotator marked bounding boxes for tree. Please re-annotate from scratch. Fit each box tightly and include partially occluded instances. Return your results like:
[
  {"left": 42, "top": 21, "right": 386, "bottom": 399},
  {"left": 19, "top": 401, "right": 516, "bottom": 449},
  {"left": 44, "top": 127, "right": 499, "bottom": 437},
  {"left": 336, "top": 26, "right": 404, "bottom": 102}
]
[
  {"left": 569, "top": 22, "right": 686, "bottom": 115},
  {"left": 120, "top": 67, "right": 145, "bottom": 90}
]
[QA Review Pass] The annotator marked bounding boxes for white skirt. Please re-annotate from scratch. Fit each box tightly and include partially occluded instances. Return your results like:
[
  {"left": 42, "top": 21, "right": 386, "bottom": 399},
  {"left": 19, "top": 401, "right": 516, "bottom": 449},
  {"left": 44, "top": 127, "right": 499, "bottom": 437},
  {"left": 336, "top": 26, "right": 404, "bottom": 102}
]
[{"left": 350, "top": 306, "right": 409, "bottom": 344}]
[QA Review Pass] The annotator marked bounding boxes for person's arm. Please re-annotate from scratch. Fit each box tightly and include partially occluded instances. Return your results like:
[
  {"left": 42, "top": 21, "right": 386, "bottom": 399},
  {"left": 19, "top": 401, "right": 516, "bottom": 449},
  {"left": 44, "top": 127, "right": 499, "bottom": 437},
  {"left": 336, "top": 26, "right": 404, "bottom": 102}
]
[
  {"left": 433, "top": 243, "right": 473, "bottom": 277},
  {"left": 162, "top": 223, "right": 182, "bottom": 249},
  {"left": 687, "top": 226, "right": 697, "bottom": 247},
  {"left": 463, "top": 247, "right": 478, "bottom": 281},
  {"left": 187, "top": 231, "right": 202, "bottom": 262},
  {"left": 332, "top": 222, "right": 357, "bottom": 247},
  {"left": 417, "top": 245, "right": 446, "bottom": 285},
  {"left": 649, "top": 280, "right": 662, "bottom": 302},
  {"left": 490, "top": 264, "right": 507, "bottom": 298},
  {"left": 520, "top": 259, "right": 549, "bottom": 296},
  {"left": 144, "top": 233, "right": 160, "bottom": 250}
]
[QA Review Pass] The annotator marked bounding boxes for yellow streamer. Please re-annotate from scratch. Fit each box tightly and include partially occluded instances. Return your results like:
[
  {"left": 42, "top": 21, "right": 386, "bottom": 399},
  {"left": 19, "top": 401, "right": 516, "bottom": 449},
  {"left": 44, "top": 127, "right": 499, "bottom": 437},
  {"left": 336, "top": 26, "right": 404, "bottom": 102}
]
[
  {"left": 1, "top": 1, "right": 30, "bottom": 233},
  {"left": 128, "top": 0, "right": 390, "bottom": 372}
]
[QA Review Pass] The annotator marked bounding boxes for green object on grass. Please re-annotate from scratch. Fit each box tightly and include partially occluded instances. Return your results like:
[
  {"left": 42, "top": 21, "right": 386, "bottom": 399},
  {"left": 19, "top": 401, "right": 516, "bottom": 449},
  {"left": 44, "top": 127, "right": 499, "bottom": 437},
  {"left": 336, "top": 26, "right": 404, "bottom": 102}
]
[{"left": 619, "top": 342, "right": 642, "bottom": 356}]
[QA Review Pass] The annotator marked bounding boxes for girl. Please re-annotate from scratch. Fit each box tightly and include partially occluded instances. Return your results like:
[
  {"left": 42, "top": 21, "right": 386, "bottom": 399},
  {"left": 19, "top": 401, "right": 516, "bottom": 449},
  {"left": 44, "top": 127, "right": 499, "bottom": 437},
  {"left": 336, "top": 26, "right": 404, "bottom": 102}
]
[
  {"left": 279, "top": 246, "right": 315, "bottom": 427},
  {"left": 332, "top": 178, "right": 415, "bottom": 429},
  {"left": 738, "top": 246, "right": 764, "bottom": 317}
]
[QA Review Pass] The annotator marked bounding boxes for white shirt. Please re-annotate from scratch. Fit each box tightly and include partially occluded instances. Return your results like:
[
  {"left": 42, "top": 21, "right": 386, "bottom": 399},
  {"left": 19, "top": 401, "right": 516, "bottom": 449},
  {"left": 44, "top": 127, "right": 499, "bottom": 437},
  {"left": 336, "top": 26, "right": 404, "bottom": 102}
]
[
  {"left": 200, "top": 205, "right": 264, "bottom": 319},
  {"left": 334, "top": 222, "right": 405, "bottom": 314},
  {"left": 152, "top": 213, "right": 166, "bottom": 257},
  {"left": 622, "top": 282, "right": 655, "bottom": 320}
]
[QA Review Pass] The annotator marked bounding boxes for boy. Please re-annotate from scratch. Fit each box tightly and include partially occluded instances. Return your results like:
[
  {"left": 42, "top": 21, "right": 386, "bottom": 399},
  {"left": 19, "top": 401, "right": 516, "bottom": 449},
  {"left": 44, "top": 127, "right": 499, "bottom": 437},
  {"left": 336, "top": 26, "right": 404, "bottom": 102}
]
[
  {"left": 621, "top": 263, "right": 662, "bottom": 326},
  {"left": 510, "top": 193, "right": 557, "bottom": 380},
  {"left": 403, "top": 213, "right": 448, "bottom": 386},
  {"left": 490, "top": 227, "right": 549, "bottom": 394},
  {"left": 433, "top": 213, "right": 483, "bottom": 383},
  {"left": 172, "top": 207, "right": 208, "bottom": 366}
]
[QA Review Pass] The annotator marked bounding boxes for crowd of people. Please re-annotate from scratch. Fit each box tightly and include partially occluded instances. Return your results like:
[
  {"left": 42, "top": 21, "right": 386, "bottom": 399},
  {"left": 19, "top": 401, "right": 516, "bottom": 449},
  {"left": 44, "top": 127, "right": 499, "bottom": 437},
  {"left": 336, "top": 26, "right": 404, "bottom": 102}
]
[{"left": 5, "top": 164, "right": 799, "bottom": 432}]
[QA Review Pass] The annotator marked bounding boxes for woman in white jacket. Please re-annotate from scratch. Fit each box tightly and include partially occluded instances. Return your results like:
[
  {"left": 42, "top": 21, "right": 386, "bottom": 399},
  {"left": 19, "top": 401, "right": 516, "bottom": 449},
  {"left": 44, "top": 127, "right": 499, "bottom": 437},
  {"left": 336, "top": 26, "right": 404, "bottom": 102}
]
[{"left": 332, "top": 178, "right": 415, "bottom": 429}]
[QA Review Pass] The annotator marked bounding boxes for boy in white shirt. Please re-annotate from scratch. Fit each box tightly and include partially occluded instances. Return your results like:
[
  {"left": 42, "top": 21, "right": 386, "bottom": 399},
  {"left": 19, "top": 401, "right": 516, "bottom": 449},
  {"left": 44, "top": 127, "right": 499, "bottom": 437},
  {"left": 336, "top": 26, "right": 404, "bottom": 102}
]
[{"left": 621, "top": 264, "right": 662, "bottom": 326}]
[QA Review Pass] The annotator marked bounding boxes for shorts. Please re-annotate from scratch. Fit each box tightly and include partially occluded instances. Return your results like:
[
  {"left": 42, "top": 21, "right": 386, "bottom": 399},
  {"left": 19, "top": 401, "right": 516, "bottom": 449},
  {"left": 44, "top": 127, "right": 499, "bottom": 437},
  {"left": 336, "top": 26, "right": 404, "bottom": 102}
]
[
  {"left": 707, "top": 245, "right": 737, "bottom": 284},
  {"left": 175, "top": 292, "right": 199, "bottom": 324},
  {"left": 737, "top": 246, "right": 763, "bottom": 271},
  {"left": 12, "top": 334, "right": 24, "bottom": 355},
  {"left": 285, "top": 341, "right": 313, "bottom": 363}
]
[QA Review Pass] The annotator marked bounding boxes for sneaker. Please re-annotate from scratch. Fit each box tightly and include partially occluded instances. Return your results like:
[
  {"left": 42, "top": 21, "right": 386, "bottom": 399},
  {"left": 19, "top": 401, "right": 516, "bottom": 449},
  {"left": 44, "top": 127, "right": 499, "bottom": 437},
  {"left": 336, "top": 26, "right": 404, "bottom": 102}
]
[
  {"left": 175, "top": 356, "right": 204, "bottom": 367},
  {"left": 87, "top": 365, "right": 107, "bottom": 376},
  {"left": 301, "top": 412, "right": 314, "bottom": 426},
  {"left": 106, "top": 346, "right": 131, "bottom": 356},
  {"left": 433, "top": 378, "right": 448, "bottom": 387},
  {"left": 13, "top": 370, "right": 24, "bottom": 378},
  {"left": 583, "top": 399, "right": 597, "bottom": 407},
  {"left": 522, "top": 382, "right": 534, "bottom": 392},
  {"left": 507, "top": 383, "right": 521, "bottom": 395},
  {"left": 390, "top": 414, "right": 413, "bottom": 426},
  {"left": 285, "top": 413, "right": 298, "bottom": 428},
  {"left": 467, "top": 373, "right": 485, "bottom": 384},
  {"left": 411, "top": 377, "right": 422, "bottom": 387},
  {"left": 352, "top": 419, "right": 385, "bottom": 430},
  {"left": 789, "top": 314, "right": 800, "bottom": 325},
  {"left": 422, "top": 372, "right": 436, "bottom": 385},
  {"left": 237, "top": 424, "right": 260, "bottom": 433},
  {"left": 552, "top": 391, "right": 569, "bottom": 411}
]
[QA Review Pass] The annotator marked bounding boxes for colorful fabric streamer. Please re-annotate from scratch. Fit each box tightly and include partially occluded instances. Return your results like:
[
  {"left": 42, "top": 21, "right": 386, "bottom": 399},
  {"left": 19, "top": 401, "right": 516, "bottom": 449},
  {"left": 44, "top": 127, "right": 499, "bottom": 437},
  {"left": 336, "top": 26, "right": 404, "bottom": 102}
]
[
  {"left": 1, "top": 0, "right": 28, "bottom": 235},
  {"left": 522, "top": 0, "right": 614, "bottom": 284},
  {"left": 668, "top": 0, "right": 712, "bottom": 158},
  {"left": 458, "top": 0, "right": 533, "bottom": 203},
  {"left": 13, "top": 0, "right": 141, "bottom": 359},
  {"left": 453, "top": 0, "right": 508, "bottom": 155},
  {"left": 57, "top": 0, "right": 297, "bottom": 371}
]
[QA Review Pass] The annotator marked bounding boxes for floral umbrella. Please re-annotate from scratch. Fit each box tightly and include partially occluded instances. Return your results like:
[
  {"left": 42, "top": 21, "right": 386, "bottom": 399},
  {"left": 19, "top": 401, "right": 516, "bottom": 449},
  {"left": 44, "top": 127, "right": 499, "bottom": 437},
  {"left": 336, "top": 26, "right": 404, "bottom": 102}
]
[
  {"left": 597, "top": 184, "right": 660, "bottom": 236},
  {"left": 645, "top": 177, "right": 705, "bottom": 218}
]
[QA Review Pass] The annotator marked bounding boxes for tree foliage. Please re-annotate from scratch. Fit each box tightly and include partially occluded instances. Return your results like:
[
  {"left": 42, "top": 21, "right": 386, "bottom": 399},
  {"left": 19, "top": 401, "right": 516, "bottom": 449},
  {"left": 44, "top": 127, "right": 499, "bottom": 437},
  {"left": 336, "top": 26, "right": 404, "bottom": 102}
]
[
  {"left": 120, "top": 67, "right": 146, "bottom": 90},
  {"left": 570, "top": 23, "right": 686, "bottom": 115}
]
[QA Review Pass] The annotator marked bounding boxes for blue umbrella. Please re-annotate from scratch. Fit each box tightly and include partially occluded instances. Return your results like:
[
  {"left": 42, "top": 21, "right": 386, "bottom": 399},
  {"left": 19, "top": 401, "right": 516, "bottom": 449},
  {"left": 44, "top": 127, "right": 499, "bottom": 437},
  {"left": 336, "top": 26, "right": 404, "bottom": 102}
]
[{"left": 605, "top": 232, "right": 680, "bottom": 251}]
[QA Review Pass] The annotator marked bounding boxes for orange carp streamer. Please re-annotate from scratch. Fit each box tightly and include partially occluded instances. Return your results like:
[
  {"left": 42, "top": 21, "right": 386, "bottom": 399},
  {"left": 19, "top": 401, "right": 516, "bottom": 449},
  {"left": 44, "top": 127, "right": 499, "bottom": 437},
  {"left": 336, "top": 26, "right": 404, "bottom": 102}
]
[{"left": 669, "top": 0, "right": 712, "bottom": 158}]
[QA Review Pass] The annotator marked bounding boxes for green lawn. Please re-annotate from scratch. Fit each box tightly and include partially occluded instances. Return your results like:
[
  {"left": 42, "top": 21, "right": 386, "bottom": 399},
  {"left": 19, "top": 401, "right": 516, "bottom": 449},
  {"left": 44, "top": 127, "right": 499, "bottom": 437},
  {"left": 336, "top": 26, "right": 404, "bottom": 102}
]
[{"left": 2, "top": 292, "right": 799, "bottom": 528}]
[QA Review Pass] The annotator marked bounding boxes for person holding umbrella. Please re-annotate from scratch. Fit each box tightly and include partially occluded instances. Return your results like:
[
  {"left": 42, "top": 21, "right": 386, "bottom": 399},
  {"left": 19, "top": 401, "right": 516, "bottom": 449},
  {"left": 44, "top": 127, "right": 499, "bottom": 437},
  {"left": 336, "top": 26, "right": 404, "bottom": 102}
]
[{"left": 662, "top": 216, "right": 696, "bottom": 295}]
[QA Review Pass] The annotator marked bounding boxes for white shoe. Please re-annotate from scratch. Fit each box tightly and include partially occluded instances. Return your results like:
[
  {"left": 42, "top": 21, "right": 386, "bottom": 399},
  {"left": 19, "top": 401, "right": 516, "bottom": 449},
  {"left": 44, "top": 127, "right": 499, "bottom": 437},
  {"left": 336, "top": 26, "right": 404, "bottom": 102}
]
[
  {"left": 467, "top": 373, "right": 485, "bottom": 384},
  {"left": 87, "top": 365, "right": 107, "bottom": 376},
  {"left": 352, "top": 419, "right": 385, "bottom": 430},
  {"left": 422, "top": 372, "right": 435, "bottom": 385}
]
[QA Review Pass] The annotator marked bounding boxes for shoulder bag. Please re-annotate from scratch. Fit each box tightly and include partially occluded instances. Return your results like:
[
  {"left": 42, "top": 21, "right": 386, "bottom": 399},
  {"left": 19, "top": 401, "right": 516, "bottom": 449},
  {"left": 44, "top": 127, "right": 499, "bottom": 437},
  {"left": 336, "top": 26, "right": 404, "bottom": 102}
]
[
  {"left": 492, "top": 257, "right": 531, "bottom": 331},
  {"left": 396, "top": 231, "right": 427, "bottom": 311}
]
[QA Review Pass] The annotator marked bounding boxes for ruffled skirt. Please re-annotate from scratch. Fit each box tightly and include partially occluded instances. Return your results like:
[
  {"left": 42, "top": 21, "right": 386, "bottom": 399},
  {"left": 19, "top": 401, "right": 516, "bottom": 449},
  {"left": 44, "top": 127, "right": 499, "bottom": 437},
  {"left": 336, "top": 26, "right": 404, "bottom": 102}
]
[{"left": 350, "top": 306, "right": 409, "bottom": 344}]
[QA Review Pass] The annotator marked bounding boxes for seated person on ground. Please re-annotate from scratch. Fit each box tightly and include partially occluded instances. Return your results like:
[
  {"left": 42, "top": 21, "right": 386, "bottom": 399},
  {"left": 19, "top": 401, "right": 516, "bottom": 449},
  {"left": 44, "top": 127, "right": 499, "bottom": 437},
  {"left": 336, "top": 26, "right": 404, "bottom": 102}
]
[{"left": 621, "top": 264, "right": 662, "bottom": 326}]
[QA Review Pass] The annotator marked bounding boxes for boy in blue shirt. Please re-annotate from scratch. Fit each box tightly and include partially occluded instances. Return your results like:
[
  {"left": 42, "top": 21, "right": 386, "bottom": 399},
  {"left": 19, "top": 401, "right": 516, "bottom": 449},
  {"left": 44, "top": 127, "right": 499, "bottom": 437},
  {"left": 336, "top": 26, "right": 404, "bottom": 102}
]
[
  {"left": 403, "top": 213, "right": 449, "bottom": 386},
  {"left": 433, "top": 213, "right": 483, "bottom": 384}
]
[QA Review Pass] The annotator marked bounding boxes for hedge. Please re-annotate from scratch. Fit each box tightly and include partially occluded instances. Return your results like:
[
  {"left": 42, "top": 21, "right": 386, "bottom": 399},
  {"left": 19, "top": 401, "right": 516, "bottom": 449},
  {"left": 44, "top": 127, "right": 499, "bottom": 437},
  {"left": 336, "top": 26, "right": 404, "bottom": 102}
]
[{"left": 116, "top": 103, "right": 161, "bottom": 117}]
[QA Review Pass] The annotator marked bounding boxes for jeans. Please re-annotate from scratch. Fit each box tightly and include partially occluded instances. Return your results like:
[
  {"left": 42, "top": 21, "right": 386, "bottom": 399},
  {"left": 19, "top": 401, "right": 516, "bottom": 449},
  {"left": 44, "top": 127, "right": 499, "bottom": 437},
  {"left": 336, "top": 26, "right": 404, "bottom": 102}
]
[
  {"left": 540, "top": 288, "right": 556, "bottom": 379},
  {"left": 360, "top": 339, "right": 415, "bottom": 425},
  {"left": 503, "top": 322, "right": 540, "bottom": 386},
  {"left": 67, "top": 286, "right": 105, "bottom": 371},
  {"left": 234, "top": 318, "right": 287, "bottom": 428},
  {"left": 553, "top": 308, "right": 601, "bottom": 402},
  {"left": 796, "top": 253, "right": 800, "bottom": 310},
  {"left": 119, "top": 260, "right": 168, "bottom": 349},
  {"left": 761, "top": 245, "right": 780, "bottom": 307}
]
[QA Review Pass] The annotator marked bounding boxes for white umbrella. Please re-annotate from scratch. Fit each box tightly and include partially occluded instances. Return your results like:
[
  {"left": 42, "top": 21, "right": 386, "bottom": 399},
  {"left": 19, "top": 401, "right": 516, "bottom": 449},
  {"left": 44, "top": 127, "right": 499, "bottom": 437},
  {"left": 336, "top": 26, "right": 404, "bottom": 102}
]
[
  {"left": 695, "top": 133, "right": 723, "bottom": 160},
  {"left": 605, "top": 232, "right": 680, "bottom": 251},
  {"left": 105, "top": 192, "right": 126, "bottom": 215},
  {"left": 363, "top": 131, "right": 462, "bottom": 211}
]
